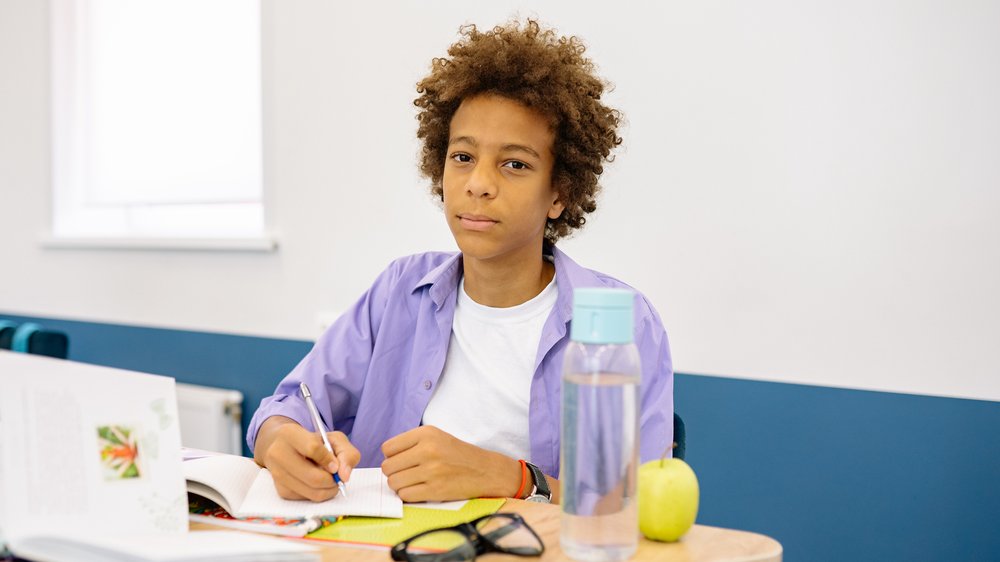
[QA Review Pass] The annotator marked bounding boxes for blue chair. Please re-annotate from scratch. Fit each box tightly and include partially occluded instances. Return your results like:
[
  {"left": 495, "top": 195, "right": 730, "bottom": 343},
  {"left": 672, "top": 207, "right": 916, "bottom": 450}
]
[
  {"left": 673, "top": 412, "right": 686, "bottom": 460},
  {"left": 0, "top": 320, "right": 69, "bottom": 359}
]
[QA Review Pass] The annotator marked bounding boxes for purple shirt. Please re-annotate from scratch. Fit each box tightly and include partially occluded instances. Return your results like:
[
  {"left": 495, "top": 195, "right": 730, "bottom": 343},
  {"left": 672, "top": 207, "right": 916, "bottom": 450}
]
[{"left": 248, "top": 246, "right": 673, "bottom": 477}]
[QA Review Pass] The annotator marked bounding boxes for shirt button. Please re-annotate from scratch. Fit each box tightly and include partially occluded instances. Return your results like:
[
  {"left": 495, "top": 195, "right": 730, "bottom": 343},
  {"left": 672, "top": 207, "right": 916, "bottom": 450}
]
[{"left": 423, "top": 380, "right": 432, "bottom": 390}]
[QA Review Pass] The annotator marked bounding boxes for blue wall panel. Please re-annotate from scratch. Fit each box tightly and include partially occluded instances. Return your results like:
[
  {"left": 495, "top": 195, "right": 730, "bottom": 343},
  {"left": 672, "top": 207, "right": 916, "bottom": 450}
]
[
  {"left": 676, "top": 374, "right": 1000, "bottom": 561},
  {"left": 3, "top": 313, "right": 999, "bottom": 561},
  {"left": 0, "top": 313, "right": 311, "bottom": 456}
]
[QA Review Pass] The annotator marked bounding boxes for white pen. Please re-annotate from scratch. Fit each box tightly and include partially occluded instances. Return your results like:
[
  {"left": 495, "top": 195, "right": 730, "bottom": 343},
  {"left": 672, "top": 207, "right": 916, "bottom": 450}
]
[{"left": 299, "top": 382, "right": 347, "bottom": 497}]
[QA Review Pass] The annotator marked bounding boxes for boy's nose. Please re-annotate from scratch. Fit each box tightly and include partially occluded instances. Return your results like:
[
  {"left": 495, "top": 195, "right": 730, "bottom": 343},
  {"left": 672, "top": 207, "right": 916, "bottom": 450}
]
[{"left": 466, "top": 164, "right": 497, "bottom": 198}]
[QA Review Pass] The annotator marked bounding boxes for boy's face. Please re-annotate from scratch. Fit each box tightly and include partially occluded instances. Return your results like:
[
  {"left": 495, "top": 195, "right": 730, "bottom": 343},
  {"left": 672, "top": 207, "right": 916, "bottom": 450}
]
[{"left": 442, "top": 94, "right": 564, "bottom": 265}]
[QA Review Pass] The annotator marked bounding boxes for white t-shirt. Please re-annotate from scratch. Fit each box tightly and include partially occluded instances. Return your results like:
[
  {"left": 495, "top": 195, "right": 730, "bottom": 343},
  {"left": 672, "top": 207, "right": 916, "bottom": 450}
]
[{"left": 421, "top": 274, "right": 558, "bottom": 461}]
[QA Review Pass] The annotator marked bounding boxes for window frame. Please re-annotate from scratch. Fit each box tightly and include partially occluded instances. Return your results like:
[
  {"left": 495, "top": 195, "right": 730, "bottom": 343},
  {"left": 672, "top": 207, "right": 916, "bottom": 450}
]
[{"left": 47, "top": 0, "right": 275, "bottom": 252}]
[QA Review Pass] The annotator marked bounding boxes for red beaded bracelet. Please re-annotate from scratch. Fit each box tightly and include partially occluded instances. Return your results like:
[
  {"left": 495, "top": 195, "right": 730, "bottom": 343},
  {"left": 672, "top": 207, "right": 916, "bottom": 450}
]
[{"left": 514, "top": 459, "right": 529, "bottom": 499}]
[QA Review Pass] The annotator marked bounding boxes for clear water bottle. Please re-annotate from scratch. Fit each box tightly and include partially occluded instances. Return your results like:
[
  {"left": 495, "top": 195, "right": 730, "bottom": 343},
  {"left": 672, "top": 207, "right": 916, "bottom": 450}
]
[{"left": 560, "top": 288, "right": 641, "bottom": 562}]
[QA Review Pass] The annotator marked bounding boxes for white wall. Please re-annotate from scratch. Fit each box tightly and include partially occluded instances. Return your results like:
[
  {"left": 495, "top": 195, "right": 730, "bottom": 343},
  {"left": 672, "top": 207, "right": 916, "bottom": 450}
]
[{"left": 1, "top": 1, "right": 997, "bottom": 402}]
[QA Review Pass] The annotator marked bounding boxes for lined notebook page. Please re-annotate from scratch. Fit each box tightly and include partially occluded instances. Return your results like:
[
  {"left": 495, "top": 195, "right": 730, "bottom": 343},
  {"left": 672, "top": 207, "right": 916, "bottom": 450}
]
[{"left": 238, "top": 468, "right": 403, "bottom": 519}]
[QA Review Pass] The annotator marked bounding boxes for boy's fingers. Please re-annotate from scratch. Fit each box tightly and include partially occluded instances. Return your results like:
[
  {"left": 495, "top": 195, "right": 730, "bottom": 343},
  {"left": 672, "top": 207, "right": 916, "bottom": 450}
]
[
  {"left": 329, "top": 431, "right": 361, "bottom": 481},
  {"left": 269, "top": 439, "right": 338, "bottom": 501},
  {"left": 381, "top": 445, "right": 421, "bottom": 477},
  {"left": 384, "top": 464, "right": 425, "bottom": 493},
  {"left": 287, "top": 426, "right": 337, "bottom": 472},
  {"left": 381, "top": 427, "right": 421, "bottom": 458},
  {"left": 336, "top": 454, "right": 352, "bottom": 482},
  {"left": 277, "top": 463, "right": 337, "bottom": 501},
  {"left": 395, "top": 483, "right": 434, "bottom": 503}
]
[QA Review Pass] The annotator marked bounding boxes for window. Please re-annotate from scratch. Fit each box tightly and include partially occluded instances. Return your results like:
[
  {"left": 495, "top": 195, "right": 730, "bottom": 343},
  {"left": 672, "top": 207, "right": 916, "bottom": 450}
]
[{"left": 49, "top": 0, "right": 270, "bottom": 249}]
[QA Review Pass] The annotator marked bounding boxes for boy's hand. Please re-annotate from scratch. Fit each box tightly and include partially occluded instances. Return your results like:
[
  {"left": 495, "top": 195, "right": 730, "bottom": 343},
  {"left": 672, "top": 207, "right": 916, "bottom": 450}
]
[
  {"left": 253, "top": 415, "right": 361, "bottom": 502},
  {"left": 380, "top": 426, "right": 522, "bottom": 502}
]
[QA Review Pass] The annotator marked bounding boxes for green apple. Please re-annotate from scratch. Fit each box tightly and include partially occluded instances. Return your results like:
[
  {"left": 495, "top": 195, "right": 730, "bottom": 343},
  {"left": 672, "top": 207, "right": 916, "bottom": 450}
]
[{"left": 637, "top": 458, "right": 699, "bottom": 542}]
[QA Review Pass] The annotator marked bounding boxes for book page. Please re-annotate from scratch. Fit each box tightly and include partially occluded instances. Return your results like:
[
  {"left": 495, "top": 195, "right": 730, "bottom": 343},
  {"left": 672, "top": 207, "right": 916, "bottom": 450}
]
[
  {"left": 19, "top": 386, "right": 89, "bottom": 518},
  {"left": 181, "top": 447, "right": 228, "bottom": 461},
  {"left": 0, "top": 352, "right": 188, "bottom": 545},
  {"left": 238, "top": 467, "right": 403, "bottom": 519},
  {"left": 183, "top": 455, "right": 263, "bottom": 514}
]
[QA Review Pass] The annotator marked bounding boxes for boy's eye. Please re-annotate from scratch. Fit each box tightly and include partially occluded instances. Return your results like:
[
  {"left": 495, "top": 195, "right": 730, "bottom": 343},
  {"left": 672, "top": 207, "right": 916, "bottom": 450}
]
[
  {"left": 503, "top": 160, "right": 529, "bottom": 170},
  {"left": 451, "top": 153, "right": 473, "bottom": 163}
]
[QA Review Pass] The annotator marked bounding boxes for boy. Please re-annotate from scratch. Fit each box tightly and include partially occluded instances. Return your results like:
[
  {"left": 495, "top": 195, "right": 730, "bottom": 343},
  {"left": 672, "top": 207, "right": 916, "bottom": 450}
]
[{"left": 249, "top": 19, "right": 673, "bottom": 504}]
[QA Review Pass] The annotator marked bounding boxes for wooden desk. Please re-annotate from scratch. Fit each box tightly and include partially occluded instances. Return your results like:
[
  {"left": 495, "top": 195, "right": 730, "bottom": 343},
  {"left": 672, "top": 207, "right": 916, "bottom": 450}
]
[
  {"left": 194, "top": 499, "right": 782, "bottom": 562},
  {"left": 505, "top": 500, "right": 781, "bottom": 562}
]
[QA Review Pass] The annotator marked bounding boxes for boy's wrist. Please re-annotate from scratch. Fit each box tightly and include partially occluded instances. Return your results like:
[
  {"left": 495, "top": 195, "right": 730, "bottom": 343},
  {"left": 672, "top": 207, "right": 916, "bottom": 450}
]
[{"left": 491, "top": 455, "right": 525, "bottom": 499}]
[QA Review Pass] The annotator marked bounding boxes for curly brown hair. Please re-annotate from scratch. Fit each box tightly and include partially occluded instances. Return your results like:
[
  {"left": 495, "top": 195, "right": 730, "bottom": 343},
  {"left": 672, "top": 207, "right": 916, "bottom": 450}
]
[{"left": 414, "top": 19, "right": 622, "bottom": 244}]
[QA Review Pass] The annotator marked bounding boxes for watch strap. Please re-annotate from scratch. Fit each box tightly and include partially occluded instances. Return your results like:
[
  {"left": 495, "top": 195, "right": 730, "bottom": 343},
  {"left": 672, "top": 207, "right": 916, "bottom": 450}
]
[{"left": 524, "top": 461, "right": 551, "bottom": 500}]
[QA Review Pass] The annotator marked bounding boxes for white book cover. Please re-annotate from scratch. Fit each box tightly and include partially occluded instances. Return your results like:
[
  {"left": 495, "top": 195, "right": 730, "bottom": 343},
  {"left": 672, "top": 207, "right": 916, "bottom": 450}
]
[
  {"left": 11, "top": 530, "right": 319, "bottom": 562},
  {"left": 0, "top": 351, "right": 188, "bottom": 544}
]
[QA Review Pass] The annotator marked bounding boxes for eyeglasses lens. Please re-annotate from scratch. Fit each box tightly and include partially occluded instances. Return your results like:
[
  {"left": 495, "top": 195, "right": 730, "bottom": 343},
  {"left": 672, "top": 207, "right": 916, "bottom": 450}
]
[
  {"left": 476, "top": 515, "right": 543, "bottom": 555},
  {"left": 407, "top": 529, "right": 477, "bottom": 562}
]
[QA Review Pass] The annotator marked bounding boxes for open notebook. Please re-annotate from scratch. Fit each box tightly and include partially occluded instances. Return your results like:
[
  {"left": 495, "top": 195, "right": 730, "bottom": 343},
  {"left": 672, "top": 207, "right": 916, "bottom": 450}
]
[{"left": 184, "top": 454, "right": 403, "bottom": 520}]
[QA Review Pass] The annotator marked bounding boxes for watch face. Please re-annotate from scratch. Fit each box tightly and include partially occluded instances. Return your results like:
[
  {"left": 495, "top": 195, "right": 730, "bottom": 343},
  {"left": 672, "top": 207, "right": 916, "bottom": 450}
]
[{"left": 525, "top": 494, "right": 550, "bottom": 504}]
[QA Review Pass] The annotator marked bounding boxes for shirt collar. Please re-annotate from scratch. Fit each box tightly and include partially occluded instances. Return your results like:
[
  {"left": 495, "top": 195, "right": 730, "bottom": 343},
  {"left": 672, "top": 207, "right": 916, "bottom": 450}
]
[
  {"left": 411, "top": 244, "right": 603, "bottom": 314},
  {"left": 411, "top": 252, "right": 463, "bottom": 310},
  {"left": 548, "top": 244, "right": 604, "bottom": 324}
]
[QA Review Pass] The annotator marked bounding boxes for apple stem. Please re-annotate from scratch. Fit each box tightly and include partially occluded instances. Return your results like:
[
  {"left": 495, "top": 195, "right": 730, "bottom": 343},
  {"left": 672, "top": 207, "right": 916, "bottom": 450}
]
[{"left": 661, "top": 443, "right": 675, "bottom": 467}]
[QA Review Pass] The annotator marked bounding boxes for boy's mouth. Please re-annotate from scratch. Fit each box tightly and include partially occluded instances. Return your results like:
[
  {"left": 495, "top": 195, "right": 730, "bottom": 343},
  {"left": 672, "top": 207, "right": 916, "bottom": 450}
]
[{"left": 457, "top": 213, "right": 498, "bottom": 231}]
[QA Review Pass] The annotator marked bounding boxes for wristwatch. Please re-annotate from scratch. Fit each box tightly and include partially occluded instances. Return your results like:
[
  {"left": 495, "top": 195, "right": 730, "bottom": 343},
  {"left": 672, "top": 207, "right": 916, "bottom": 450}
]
[{"left": 523, "top": 461, "right": 552, "bottom": 503}]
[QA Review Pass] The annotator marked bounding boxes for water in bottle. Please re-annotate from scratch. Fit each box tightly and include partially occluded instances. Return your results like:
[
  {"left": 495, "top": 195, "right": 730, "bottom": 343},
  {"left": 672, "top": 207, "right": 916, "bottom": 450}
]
[{"left": 560, "top": 288, "right": 641, "bottom": 562}]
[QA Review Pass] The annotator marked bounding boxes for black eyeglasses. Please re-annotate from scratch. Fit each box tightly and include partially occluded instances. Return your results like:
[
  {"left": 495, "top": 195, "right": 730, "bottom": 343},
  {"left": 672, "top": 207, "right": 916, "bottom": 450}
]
[{"left": 390, "top": 513, "right": 545, "bottom": 562}]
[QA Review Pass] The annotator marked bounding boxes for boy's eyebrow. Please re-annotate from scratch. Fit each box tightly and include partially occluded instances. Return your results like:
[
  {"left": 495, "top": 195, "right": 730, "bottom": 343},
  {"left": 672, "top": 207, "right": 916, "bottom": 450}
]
[
  {"left": 501, "top": 144, "right": 541, "bottom": 159},
  {"left": 449, "top": 135, "right": 477, "bottom": 147},
  {"left": 448, "top": 136, "right": 542, "bottom": 159}
]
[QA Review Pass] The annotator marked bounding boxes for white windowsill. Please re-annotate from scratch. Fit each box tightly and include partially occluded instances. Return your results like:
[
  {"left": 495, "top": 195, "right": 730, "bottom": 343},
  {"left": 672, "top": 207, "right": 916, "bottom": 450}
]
[{"left": 40, "top": 235, "right": 279, "bottom": 252}]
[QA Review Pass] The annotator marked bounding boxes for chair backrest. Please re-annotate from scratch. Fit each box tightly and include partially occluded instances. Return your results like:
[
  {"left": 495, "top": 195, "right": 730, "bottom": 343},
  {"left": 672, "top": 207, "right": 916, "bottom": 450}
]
[
  {"left": 0, "top": 321, "right": 70, "bottom": 359},
  {"left": 673, "top": 412, "right": 686, "bottom": 460}
]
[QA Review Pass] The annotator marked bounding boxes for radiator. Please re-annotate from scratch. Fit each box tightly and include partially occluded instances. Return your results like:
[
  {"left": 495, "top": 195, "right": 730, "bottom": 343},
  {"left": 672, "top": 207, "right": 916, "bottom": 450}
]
[{"left": 175, "top": 383, "right": 244, "bottom": 455}]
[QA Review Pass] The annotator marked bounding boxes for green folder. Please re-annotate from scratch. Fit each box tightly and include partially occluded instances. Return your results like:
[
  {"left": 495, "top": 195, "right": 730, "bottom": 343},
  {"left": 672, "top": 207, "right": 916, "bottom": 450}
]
[{"left": 306, "top": 498, "right": 507, "bottom": 548}]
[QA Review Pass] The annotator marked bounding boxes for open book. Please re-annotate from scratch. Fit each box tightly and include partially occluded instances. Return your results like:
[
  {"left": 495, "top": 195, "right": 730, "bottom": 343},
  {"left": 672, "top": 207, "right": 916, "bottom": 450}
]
[
  {"left": 0, "top": 352, "right": 320, "bottom": 562},
  {"left": 184, "top": 454, "right": 403, "bottom": 526}
]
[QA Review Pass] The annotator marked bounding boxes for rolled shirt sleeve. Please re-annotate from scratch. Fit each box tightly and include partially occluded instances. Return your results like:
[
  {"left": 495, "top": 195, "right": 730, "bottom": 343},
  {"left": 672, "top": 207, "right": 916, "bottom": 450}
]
[{"left": 246, "top": 263, "right": 396, "bottom": 453}]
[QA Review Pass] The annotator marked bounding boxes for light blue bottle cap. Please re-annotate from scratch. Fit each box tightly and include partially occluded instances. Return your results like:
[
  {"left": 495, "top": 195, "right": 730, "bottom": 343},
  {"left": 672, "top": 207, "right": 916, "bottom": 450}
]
[{"left": 570, "top": 288, "right": 635, "bottom": 344}]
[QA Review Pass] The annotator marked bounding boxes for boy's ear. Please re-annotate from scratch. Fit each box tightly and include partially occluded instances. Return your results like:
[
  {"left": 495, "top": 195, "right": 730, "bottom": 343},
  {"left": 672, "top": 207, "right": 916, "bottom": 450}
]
[
  {"left": 548, "top": 198, "right": 566, "bottom": 220},
  {"left": 548, "top": 177, "right": 567, "bottom": 219}
]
